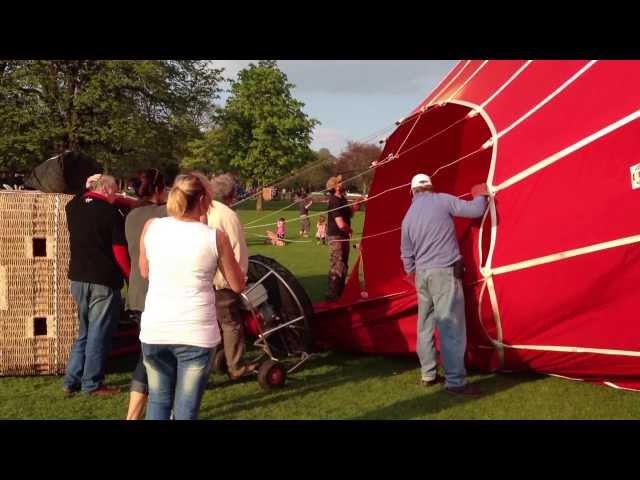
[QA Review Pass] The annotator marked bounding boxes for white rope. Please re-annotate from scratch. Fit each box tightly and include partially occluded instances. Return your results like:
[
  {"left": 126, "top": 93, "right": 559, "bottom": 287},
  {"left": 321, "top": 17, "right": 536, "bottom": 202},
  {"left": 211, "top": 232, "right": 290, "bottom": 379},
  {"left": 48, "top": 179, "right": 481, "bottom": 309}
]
[
  {"left": 421, "top": 61, "right": 459, "bottom": 108},
  {"left": 243, "top": 181, "right": 411, "bottom": 231},
  {"left": 603, "top": 381, "right": 640, "bottom": 392},
  {"left": 231, "top": 121, "right": 399, "bottom": 208},
  {"left": 428, "top": 60, "right": 470, "bottom": 106},
  {"left": 446, "top": 60, "right": 489, "bottom": 102},
  {"left": 393, "top": 112, "right": 470, "bottom": 158},
  {"left": 490, "top": 234, "right": 640, "bottom": 276},
  {"left": 251, "top": 233, "right": 313, "bottom": 244},
  {"left": 497, "top": 60, "right": 597, "bottom": 139},
  {"left": 494, "top": 108, "right": 640, "bottom": 193},
  {"left": 242, "top": 111, "right": 429, "bottom": 229},
  {"left": 328, "top": 226, "right": 402, "bottom": 244},
  {"left": 430, "top": 145, "right": 490, "bottom": 178},
  {"left": 328, "top": 192, "right": 474, "bottom": 244},
  {"left": 481, "top": 60, "right": 532, "bottom": 109},
  {"left": 393, "top": 109, "right": 425, "bottom": 157},
  {"left": 241, "top": 156, "right": 392, "bottom": 228}
]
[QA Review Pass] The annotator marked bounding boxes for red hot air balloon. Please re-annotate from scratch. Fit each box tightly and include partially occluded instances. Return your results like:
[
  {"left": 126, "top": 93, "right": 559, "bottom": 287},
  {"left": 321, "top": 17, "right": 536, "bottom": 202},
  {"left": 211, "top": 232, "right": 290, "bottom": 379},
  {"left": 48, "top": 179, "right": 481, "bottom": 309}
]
[{"left": 314, "top": 60, "right": 640, "bottom": 391}]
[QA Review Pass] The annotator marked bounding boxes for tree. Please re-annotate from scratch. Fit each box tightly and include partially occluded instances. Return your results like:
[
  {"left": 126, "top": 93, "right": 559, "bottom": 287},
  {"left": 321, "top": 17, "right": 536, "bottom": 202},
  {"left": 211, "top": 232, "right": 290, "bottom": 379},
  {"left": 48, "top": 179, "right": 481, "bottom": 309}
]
[
  {"left": 0, "top": 60, "right": 223, "bottom": 180},
  {"left": 335, "top": 141, "right": 382, "bottom": 194},
  {"left": 207, "top": 60, "right": 319, "bottom": 209},
  {"left": 280, "top": 147, "right": 337, "bottom": 193}
]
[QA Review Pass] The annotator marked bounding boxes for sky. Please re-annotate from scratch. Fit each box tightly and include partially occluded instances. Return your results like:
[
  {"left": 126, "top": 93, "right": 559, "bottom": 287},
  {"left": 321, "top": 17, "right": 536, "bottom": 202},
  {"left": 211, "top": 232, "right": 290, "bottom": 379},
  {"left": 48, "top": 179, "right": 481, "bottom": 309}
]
[{"left": 208, "top": 60, "right": 457, "bottom": 155}]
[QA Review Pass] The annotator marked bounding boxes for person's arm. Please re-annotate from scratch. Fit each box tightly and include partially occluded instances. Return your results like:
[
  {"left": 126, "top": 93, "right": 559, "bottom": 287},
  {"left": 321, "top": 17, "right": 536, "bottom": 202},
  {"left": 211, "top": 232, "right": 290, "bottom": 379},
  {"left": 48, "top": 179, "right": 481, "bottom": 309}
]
[
  {"left": 334, "top": 216, "right": 352, "bottom": 235},
  {"left": 220, "top": 212, "right": 249, "bottom": 276},
  {"left": 447, "top": 190, "right": 488, "bottom": 219},
  {"left": 112, "top": 210, "right": 130, "bottom": 280},
  {"left": 216, "top": 229, "right": 246, "bottom": 293},
  {"left": 138, "top": 219, "right": 154, "bottom": 280},
  {"left": 400, "top": 220, "right": 416, "bottom": 280}
]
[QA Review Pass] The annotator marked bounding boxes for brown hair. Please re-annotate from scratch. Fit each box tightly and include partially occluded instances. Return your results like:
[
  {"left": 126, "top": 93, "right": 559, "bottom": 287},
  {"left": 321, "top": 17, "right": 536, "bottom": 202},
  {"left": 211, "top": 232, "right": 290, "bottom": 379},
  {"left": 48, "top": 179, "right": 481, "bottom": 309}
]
[
  {"left": 167, "top": 172, "right": 213, "bottom": 218},
  {"left": 135, "top": 168, "right": 165, "bottom": 199}
]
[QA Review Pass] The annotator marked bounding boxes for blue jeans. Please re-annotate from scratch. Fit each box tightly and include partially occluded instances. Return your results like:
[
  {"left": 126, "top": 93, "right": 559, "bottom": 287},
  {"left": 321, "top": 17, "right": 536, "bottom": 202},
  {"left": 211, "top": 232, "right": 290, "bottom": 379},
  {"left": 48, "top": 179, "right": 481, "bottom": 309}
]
[
  {"left": 415, "top": 268, "right": 467, "bottom": 389},
  {"left": 63, "top": 281, "right": 122, "bottom": 393},
  {"left": 142, "top": 343, "right": 215, "bottom": 420}
]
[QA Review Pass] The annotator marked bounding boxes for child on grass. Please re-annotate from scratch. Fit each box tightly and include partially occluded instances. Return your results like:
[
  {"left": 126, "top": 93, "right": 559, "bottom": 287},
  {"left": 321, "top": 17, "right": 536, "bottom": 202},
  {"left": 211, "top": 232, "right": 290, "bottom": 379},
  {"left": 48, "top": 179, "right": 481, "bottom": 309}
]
[{"left": 315, "top": 215, "right": 327, "bottom": 245}]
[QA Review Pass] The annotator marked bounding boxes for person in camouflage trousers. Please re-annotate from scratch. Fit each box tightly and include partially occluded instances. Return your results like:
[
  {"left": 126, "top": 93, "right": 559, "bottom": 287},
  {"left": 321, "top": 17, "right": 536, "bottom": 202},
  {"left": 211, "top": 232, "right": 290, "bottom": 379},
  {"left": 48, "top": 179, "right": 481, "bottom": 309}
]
[{"left": 325, "top": 175, "right": 358, "bottom": 301}]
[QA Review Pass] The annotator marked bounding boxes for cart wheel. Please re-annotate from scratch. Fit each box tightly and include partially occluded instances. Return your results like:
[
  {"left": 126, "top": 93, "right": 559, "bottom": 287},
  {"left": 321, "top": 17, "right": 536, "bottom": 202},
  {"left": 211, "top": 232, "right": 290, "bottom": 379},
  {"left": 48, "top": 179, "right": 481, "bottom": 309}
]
[
  {"left": 212, "top": 348, "right": 228, "bottom": 374},
  {"left": 257, "top": 360, "right": 287, "bottom": 390}
]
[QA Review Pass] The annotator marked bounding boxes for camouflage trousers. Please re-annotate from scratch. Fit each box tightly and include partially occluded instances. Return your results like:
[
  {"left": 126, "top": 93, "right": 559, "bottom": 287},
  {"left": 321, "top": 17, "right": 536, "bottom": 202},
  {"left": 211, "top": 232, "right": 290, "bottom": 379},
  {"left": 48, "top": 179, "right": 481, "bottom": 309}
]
[{"left": 326, "top": 235, "right": 350, "bottom": 300}]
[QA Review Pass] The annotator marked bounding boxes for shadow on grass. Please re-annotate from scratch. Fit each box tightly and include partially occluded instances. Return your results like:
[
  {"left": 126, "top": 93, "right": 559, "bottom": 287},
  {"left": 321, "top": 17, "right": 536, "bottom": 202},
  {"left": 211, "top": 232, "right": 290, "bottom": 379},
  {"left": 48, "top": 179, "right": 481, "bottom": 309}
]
[
  {"left": 199, "top": 352, "right": 417, "bottom": 419},
  {"left": 352, "top": 371, "right": 544, "bottom": 420}
]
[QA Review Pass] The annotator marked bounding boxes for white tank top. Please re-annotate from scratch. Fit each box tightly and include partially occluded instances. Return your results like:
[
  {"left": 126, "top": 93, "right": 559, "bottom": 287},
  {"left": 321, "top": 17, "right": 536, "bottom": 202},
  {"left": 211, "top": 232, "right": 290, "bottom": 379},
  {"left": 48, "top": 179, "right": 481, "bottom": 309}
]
[{"left": 139, "top": 217, "right": 221, "bottom": 348}]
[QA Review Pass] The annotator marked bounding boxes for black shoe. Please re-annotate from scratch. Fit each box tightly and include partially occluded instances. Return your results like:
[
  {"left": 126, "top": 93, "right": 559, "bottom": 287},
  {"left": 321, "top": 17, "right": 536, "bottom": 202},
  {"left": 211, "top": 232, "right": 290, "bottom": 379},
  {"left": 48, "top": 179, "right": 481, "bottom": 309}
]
[
  {"left": 86, "top": 385, "right": 121, "bottom": 397},
  {"left": 445, "top": 384, "right": 481, "bottom": 396},
  {"left": 419, "top": 375, "right": 444, "bottom": 387}
]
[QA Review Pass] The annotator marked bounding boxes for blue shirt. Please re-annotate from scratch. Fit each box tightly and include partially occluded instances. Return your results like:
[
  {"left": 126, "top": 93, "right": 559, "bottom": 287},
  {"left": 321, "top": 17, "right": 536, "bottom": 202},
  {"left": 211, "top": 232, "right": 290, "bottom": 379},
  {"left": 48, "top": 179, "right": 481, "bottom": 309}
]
[{"left": 400, "top": 192, "right": 487, "bottom": 273}]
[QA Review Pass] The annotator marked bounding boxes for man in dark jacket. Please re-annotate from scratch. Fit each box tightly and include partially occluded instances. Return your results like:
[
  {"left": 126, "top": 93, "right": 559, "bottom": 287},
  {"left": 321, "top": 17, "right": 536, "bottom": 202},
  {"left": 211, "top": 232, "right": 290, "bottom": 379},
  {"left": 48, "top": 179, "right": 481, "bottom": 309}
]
[{"left": 63, "top": 174, "right": 130, "bottom": 397}]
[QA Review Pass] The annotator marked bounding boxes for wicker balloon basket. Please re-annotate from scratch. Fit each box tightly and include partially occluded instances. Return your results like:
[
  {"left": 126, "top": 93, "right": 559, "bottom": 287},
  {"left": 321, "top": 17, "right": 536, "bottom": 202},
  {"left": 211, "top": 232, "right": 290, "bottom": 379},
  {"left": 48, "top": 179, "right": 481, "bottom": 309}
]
[{"left": 0, "top": 191, "right": 78, "bottom": 376}]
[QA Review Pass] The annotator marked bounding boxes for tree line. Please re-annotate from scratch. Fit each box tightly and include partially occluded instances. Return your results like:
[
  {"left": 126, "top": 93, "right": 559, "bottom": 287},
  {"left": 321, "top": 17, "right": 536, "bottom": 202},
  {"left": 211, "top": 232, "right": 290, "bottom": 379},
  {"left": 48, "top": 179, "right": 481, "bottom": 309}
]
[{"left": 0, "top": 60, "right": 381, "bottom": 196}]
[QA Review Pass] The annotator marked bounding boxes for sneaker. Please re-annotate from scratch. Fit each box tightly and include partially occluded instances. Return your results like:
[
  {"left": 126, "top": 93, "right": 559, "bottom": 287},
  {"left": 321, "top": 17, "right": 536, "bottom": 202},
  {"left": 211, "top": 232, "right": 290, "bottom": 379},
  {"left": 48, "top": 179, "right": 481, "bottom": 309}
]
[
  {"left": 86, "top": 385, "right": 121, "bottom": 397},
  {"left": 445, "top": 384, "right": 481, "bottom": 396},
  {"left": 62, "top": 386, "right": 79, "bottom": 398},
  {"left": 419, "top": 375, "right": 444, "bottom": 387}
]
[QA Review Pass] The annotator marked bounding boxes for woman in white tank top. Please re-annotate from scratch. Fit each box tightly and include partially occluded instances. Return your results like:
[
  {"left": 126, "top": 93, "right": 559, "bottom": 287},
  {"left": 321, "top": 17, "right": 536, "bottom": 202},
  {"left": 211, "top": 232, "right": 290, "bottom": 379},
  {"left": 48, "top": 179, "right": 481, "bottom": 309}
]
[{"left": 138, "top": 172, "right": 245, "bottom": 420}]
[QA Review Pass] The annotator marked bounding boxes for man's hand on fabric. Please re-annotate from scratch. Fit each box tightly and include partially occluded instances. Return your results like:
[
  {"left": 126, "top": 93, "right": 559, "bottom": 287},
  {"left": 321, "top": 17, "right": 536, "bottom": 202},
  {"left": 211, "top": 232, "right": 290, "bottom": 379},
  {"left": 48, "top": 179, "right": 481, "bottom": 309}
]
[{"left": 471, "top": 183, "right": 489, "bottom": 197}]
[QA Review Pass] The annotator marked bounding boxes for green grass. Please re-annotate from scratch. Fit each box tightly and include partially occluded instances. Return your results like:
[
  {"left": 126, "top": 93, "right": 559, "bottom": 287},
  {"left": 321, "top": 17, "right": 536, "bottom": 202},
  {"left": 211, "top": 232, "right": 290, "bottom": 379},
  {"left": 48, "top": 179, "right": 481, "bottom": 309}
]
[{"left": 1, "top": 200, "right": 637, "bottom": 420}]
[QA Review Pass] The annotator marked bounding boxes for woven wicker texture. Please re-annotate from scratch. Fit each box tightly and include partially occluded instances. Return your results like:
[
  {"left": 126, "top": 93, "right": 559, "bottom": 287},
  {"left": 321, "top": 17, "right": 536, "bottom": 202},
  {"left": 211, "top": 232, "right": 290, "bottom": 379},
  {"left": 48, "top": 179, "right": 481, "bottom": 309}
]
[{"left": 0, "top": 191, "right": 77, "bottom": 376}]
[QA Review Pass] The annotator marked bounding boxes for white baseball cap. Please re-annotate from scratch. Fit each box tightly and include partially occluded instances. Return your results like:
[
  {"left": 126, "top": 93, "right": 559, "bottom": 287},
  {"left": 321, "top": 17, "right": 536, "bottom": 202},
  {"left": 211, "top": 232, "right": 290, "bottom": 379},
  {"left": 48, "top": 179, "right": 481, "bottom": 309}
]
[{"left": 410, "top": 173, "right": 432, "bottom": 191}]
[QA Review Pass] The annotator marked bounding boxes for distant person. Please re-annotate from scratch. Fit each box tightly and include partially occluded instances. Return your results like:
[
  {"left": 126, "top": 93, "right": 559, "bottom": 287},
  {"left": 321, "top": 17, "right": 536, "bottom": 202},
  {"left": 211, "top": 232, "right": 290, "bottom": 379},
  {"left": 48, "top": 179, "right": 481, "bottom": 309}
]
[
  {"left": 276, "top": 217, "right": 286, "bottom": 241},
  {"left": 63, "top": 174, "right": 130, "bottom": 397},
  {"left": 325, "top": 175, "right": 359, "bottom": 301},
  {"left": 124, "top": 168, "right": 167, "bottom": 420},
  {"left": 400, "top": 173, "right": 488, "bottom": 396},
  {"left": 207, "top": 173, "right": 256, "bottom": 381},
  {"left": 298, "top": 194, "right": 313, "bottom": 237},
  {"left": 139, "top": 172, "right": 245, "bottom": 420},
  {"left": 315, "top": 215, "right": 327, "bottom": 245}
]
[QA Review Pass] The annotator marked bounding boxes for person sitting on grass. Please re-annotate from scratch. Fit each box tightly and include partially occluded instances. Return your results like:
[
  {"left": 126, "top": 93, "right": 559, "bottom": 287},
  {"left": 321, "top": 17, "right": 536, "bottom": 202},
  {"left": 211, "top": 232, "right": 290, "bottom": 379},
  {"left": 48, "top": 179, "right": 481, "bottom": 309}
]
[{"left": 266, "top": 230, "right": 286, "bottom": 247}]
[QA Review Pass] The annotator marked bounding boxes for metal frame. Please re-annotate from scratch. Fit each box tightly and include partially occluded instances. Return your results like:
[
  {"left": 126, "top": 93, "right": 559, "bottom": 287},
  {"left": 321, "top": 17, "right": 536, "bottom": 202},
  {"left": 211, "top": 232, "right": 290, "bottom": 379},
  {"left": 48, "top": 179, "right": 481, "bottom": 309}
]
[{"left": 241, "top": 258, "right": 313, "bottom": 375}]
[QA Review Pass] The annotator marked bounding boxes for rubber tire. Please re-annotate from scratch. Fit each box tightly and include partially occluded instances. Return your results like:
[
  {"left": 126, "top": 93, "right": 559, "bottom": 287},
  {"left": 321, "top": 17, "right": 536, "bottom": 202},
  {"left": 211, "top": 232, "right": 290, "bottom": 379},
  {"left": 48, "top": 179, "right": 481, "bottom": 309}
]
[
  {"left": 212, "top": 348, "right": 228, "bottom": 374},
  {"left": 248, "top": 255, "right": 315, "bottom": 353},
  {"left": 257, "top": 360, "right": 287, "bottom": 390}
]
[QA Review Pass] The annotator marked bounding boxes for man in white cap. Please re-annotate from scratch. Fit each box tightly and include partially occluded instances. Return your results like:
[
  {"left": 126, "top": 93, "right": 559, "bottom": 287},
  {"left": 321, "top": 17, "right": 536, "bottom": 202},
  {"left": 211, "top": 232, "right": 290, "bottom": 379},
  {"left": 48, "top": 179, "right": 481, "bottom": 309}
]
[{"left": 400, "top": 173, "right": 488, "bottom": 396}]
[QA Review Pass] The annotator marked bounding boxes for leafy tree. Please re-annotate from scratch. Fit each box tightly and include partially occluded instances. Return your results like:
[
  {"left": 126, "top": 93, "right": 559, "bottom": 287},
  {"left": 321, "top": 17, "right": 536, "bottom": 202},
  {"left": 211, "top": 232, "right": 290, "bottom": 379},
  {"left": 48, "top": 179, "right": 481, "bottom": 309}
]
[
  {"left": 0, "top": 60, "right": 223, "bottom": 180},
  {"left": 335, "top": 141, "right": 382, "bottom": 193},
  {"left": 206, "top": 60, "right": 319, "bottom": 209},
  {"left": 280, "top": 147, "right": 337, "bottom": 193}
]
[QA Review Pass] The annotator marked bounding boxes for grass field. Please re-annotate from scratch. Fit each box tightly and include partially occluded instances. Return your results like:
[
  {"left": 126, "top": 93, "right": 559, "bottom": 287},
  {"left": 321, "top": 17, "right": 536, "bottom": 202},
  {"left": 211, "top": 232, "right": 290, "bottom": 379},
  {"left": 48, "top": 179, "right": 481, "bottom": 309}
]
[{"left": 1, "top": 200, "right": 638, "bottom": 420}]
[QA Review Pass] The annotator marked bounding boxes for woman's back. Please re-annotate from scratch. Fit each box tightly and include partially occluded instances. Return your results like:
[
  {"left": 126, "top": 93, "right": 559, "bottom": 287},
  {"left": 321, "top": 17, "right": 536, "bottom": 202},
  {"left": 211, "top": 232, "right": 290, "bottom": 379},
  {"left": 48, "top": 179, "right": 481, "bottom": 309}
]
[{"left": 140, "top": 217, "right": 220, "bottom": 348}]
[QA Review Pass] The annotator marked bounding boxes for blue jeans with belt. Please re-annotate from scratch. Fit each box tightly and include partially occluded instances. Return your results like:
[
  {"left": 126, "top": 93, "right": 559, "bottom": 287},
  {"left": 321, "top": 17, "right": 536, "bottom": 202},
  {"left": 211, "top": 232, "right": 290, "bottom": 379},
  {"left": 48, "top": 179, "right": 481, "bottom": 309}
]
[
  {"left": 415, "top": 267, "right": 467, "bottom": 389},
  {"left": 142, "top": 343, "right": 216, "bottom": 420},
  {"left": 63, "top": 281, "right": 122, "bottom": 393}
]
